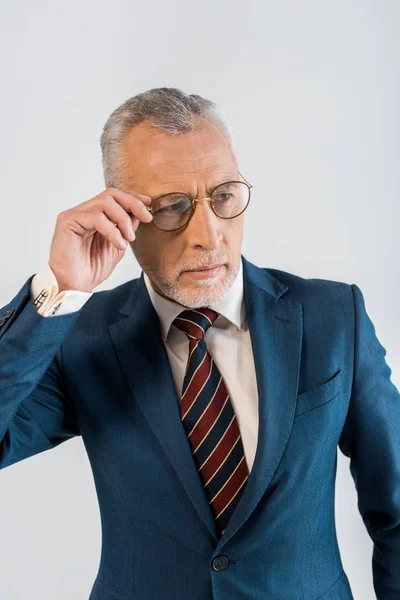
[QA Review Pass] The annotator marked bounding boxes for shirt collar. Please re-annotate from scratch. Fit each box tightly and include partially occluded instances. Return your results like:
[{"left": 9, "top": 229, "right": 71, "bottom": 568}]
[{"left": 143, "top": 258, "right": 245, "bottom": 342}]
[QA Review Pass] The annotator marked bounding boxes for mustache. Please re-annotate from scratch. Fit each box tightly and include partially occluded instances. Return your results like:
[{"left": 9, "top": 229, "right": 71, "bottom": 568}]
[{"left": 179, "top": 258, "right": 227, "bottom": 273}]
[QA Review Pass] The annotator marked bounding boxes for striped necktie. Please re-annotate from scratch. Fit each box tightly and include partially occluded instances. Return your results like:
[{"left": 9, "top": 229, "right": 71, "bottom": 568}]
[{"left": 173, "top": 307, "right": 249, "bottom": 537}]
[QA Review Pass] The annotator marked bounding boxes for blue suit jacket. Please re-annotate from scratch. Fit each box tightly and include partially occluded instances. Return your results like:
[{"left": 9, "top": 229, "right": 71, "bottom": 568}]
[{"left": 1, "top": 255, "right": 399, "bottom": 599}]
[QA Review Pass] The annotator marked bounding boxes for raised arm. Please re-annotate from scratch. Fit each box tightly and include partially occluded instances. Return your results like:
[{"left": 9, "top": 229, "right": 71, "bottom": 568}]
[{"left": 0, "top": 275, "right": 83, "bottom": 469}]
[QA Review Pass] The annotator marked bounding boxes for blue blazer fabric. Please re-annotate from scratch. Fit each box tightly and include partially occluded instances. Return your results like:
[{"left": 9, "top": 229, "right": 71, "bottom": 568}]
[{"left": 0, "top": 255, "right": 399, "bottom": 600}]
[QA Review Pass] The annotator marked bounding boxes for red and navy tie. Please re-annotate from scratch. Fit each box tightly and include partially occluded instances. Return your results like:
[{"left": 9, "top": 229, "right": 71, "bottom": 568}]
[{"left": 173, "top": 307, "right": 249, "bottom": 537}]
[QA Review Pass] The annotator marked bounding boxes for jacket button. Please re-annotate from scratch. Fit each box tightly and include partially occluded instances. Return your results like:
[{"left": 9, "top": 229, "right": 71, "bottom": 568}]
[
  {"left": 0, "top": 318, "right": 6, "bottom": 326},
  {"left": 3, "top": 308, "right": 14, "bottom": 318},
  {"left": 212, "top": 556, "right": 229, "bottom": 571}
]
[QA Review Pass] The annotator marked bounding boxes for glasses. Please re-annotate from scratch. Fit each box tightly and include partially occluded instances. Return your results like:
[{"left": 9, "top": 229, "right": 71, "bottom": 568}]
[{"left": 145, "top": 171, "right": 253, "bottom": 231}]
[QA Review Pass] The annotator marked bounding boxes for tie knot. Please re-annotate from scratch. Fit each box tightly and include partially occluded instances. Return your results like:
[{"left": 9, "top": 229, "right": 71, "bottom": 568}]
[{"left": 173, "top": 307, "right": 219, "bottom": 340}]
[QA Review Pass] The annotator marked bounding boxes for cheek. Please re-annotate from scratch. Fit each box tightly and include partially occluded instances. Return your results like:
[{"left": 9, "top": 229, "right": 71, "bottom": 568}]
[
  {"left": 133, "top": 226, "right": 181, "bottom": 273},
  {"left": 139, "top": 219, "right": 167, "bottom": 245},
  {"left": 131, "top": 224, "right": 158, "bottom": 263},
  {"left": 225, "top": 217, "right": 244, "bottom": 248}
]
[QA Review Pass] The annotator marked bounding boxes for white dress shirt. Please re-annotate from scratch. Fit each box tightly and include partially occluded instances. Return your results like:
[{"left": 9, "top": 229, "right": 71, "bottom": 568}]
[{"left": 30, "top": 260, "right": 259, "bottom": 472}]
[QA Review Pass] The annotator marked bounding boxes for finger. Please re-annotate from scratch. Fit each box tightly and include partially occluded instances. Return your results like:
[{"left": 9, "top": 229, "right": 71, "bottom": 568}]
[
  {"left": 102, "top": 189, "right": 153, "bottom": 225},
  {"left": 131, "top": 216, "right": 140, "bottom": 232},
  {"left": 84, "top": 194, "right": 151, "bottom": 241},
  {"left": 117, "top": 186, "right": 152, "bottom": 205},
  {"left": 76, "top": 210, "right": 129, "bottom": 250},
  {"left": 100, "top": 196, "right": 137, "bottom": 241}
]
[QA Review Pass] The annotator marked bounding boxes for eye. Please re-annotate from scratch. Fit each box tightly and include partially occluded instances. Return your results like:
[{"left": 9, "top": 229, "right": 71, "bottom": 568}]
[
  {"left": 153, "top": 195, "right": 188, "bottom": 212},
  {"left": 212, "top": 192, "right": 233, "bottom": 202},
  {"left": 157, "top": 201, "right": 186, "bottom": 214},
  {"left": 211, "top": 182, "right": 238, "bottom": 202}
]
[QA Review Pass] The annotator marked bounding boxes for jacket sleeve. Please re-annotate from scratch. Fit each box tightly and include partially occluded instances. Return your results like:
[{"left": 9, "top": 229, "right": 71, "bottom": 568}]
[
  {"left": 338, "top": 283, "right": 400, "bottom": 599},
  {"left": 0, "top": 274, "right": 83, "bottom": 470}
]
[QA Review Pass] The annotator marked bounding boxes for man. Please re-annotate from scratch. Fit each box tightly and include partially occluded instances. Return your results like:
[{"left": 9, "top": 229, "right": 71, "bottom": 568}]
[{"left": 0, "top": 87, "right": 399, "bottom": 599}]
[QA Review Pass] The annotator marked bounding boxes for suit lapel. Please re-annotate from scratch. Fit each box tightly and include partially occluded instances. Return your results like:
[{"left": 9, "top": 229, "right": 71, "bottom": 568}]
[
  {"left": 108, "top": 273, "right": 218, "bottom": 540},
  {"left": 214, "top": 256, "right": 303, "bottom": 549},
  {"left": 108, "top": 255, "right": 303, "bottom": 548}
]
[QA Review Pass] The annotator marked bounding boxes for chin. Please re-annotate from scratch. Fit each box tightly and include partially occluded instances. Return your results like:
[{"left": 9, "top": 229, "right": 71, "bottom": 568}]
[
  {"left": 169, "top": 268, "right": 237, "bottom": 309},
  {"left": 147, "top": 257, "right": 240, "bottom": 308}
]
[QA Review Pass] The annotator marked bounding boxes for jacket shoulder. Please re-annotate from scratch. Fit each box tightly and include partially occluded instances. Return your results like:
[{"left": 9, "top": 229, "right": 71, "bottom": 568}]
[{"left": 264, "top": 267, "right": 354, "bottom": 313}]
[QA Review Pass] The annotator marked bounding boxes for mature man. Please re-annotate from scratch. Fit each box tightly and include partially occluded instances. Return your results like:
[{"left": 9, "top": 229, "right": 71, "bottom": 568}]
[{"left": 0, "top": 87, "right": 399, "bottom": 599}]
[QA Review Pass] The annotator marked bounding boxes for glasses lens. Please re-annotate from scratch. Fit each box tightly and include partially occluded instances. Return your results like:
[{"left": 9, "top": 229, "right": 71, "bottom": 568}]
[
  {"left": 151, "top": 194, "right": 192, "bottom": 231},
  {"left": 150, "top": 181, "right": 250, "bottom": 230},
  {"left": 211, "top": 182, "right": 249, "bottom": 218}
]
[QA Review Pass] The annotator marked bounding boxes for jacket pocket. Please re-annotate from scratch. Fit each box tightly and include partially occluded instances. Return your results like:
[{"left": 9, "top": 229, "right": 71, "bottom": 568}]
[{"left": 294, "top": 369, "right": 342, "bottom": 418}]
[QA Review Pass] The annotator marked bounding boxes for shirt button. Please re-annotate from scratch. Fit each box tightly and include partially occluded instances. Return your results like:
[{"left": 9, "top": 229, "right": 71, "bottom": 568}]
[{"left": 212, "top": 556, "right": 229, "bottom": 571}]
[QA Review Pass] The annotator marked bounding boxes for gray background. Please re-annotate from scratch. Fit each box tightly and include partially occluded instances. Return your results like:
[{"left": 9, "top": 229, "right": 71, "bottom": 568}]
[{"left": 0, "top": 1, "right": 399, "bottom": 598}]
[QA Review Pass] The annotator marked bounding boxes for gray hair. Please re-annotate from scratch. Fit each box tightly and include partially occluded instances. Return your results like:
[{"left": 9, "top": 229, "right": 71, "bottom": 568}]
[{"left": 99, "top": 87, "right": 236, "bottom": 188}]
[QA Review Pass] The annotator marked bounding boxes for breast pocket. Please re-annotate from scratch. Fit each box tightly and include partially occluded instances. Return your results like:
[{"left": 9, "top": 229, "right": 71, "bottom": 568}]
[{"left": 294, "top": 369, "right": 342, "bottom": 418}]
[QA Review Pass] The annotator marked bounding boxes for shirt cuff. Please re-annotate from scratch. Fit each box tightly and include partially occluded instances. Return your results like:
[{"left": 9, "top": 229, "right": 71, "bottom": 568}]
[{"left": 31, "top": 262, "right": 93, "bottom": 317}]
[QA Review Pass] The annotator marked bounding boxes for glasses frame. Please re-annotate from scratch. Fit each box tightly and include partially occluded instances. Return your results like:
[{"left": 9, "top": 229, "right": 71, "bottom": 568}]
[{"left": 145, "top": 171, "right": 253, "bottom": 232}]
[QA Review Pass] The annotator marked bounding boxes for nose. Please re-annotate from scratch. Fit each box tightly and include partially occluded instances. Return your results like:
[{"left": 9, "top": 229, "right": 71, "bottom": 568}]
[{"left": 185, "top": 198, "right": 223, "bottom": 250}]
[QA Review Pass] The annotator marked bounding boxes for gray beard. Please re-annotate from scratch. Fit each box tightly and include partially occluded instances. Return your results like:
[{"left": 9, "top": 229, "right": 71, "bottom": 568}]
[{"left": 145, "top": 260, "right": 240, "bottom": 309}]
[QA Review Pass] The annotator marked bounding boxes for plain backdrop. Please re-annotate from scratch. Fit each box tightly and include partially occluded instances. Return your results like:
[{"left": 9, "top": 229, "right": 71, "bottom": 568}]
[{"left": 0, "top": 1, "right": 399, "bottom": 598}]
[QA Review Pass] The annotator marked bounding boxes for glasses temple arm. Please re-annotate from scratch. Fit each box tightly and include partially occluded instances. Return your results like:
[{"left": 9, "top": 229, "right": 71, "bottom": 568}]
[{"left": 238, "top": 171, "right": 253, "bottom": 188}]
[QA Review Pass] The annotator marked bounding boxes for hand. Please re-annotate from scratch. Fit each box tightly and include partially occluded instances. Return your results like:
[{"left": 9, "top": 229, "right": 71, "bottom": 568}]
[{"left": 48, "top": 187, "right": 153, "bottom": 293}]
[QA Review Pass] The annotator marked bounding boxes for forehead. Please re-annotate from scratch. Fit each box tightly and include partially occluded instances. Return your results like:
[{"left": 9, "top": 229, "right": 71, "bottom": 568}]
[{"left": 120, "top": 117, "right": 237, "bottom": 187}]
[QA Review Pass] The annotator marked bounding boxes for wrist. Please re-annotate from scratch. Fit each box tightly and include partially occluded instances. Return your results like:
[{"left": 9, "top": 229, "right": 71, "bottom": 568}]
[{"left": 48, "top": 262, "right": 93, "bottom": 294}]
